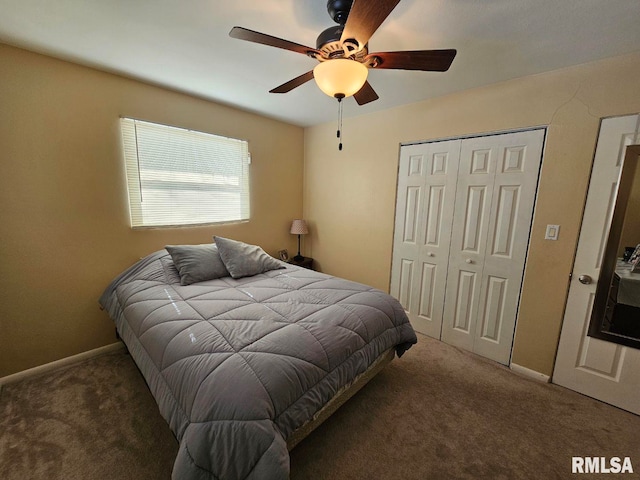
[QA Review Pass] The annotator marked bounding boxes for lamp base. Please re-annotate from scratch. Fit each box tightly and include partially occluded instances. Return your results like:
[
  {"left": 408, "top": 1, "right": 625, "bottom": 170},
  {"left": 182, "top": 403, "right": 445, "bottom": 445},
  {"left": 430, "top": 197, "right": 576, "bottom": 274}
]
[{"left": 293, "top": 255, "right": 305, "bottom": 261}]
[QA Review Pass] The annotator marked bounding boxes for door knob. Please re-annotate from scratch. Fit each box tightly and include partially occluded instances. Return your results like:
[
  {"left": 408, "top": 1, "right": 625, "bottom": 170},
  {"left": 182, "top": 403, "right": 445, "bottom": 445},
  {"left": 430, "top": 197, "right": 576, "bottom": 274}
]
[
  {"left": 427, "top": 252, "right": 434, "bottom": 257},
  {"left": 578, "top": 275, "right": 592, "bottom": 285},
  {"left": 466, "top": 259, "right": 474, "bottom": 264}
]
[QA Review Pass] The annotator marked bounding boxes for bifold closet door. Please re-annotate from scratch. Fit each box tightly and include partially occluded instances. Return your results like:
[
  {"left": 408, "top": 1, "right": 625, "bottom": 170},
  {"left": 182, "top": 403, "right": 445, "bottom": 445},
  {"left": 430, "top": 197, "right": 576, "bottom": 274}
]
[
  {"left": 440, "top": 129, "right": 545, "bottom": 364},
  {"left": 390, "top": 140, "right": 460, "bottom": 338}
]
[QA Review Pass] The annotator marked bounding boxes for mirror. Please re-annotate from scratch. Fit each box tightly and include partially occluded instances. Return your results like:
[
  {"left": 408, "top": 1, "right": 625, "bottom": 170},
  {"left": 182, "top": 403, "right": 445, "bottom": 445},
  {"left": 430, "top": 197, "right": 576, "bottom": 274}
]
[{"left": 589, "top": 144, "right": 640, "bottom": 349}]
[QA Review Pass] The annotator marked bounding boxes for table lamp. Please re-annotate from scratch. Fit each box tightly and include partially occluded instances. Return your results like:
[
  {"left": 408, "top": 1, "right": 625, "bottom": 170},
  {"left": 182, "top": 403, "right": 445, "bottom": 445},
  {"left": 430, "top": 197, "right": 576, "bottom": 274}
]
[{"left": 290, "top": 219, "right": 309, "bottom": 261}]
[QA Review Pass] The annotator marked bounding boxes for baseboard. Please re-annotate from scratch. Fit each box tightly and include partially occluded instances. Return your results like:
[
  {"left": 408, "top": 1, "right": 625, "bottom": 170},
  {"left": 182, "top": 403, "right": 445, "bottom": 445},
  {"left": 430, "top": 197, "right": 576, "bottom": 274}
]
[
  {"left": 0, "top": 342, "right": 125, "bottom": 387},
  {"left": 510, "top": 362, "right": 551, "bottom": 383}
]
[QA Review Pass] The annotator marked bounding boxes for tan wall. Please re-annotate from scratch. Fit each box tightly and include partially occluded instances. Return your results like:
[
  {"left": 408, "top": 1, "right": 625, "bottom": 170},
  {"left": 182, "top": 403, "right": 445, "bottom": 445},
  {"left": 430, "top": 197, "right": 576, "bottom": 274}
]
[
  {"left": 303, "top": 51, "right": 640, "bottom": 377},
  {"left": 0, "top": 44, "right": 304, "bottom": 377}
]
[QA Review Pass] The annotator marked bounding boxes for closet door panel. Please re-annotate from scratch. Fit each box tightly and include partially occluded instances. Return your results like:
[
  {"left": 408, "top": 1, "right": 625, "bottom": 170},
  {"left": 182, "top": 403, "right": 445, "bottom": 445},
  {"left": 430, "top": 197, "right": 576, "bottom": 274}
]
[
  {"left": 441, "top": 140, "right": 497, "bottom": 351},
  {"left": 425, "top": 185, "right": 445, "bottom": 246},
  {"left": 473, "top": 130, "right": 545, "bottom": 364},
  {"left": 391, "top": 150, "right": 425, "bottom": 319},
  {"left": 402, "top": 186, "right": 421, "bottom": 243},
  {"left": 391, "top": 141, "right": 460, "bottom": 338},
  {"left": 442, "top": 129, "right": 545, "bottom": 364},
  {"left": 452, "top": 269, "right": 479, "bottom": 333},
  {"left": 461, "top": 185, "right": 488, "bottom": 252}
]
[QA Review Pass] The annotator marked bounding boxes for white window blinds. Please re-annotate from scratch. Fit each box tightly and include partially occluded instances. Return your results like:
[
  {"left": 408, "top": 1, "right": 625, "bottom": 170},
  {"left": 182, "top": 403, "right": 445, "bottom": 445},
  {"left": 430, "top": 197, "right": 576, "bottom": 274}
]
[{"left": 120, "top": 118, "right": 250, "bottom": 228}]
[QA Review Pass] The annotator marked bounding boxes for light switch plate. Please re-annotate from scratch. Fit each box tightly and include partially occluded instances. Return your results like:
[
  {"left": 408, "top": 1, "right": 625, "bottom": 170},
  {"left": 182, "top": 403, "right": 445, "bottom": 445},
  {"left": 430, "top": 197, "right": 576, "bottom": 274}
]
[{"left": 545, "top": 224, "right": 560, "bottom": 240}]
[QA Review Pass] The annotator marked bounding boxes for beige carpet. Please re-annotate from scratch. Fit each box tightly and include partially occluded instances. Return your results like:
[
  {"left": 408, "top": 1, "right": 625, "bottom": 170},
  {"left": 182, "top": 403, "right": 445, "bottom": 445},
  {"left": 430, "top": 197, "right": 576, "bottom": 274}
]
[{"left": 1, "top": 334, "right": 638, "bottom": 479}]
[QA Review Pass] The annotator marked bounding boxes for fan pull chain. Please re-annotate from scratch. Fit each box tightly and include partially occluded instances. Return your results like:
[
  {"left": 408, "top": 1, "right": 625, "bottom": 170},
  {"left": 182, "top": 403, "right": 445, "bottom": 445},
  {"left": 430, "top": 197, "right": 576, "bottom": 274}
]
[{"left": 336, "top": 98, "right": 342, "bottom": 151}]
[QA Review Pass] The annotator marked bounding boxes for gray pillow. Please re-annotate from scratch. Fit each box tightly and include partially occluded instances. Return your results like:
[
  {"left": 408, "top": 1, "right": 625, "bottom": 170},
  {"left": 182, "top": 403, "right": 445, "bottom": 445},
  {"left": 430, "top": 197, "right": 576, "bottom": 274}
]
[
  {"left": 165, "top": 244, "right": 229, "bottom": 286},
  {"left": 213, "top": 236, "right": 284, "bottom": 279}
]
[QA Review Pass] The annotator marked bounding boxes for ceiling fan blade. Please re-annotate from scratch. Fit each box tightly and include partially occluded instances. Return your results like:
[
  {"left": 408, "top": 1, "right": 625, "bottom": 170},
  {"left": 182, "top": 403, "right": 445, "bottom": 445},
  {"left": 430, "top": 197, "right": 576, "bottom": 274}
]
[
  {"left": 270, "top": 71, "right": 315, "bottom": 94},
  {"left": 366, "top": 49, "right": 457, "bottom": 71},
  {"left": 230, "top": 26, "right": 320, "bottom": 57},
  {"left": 341, "top": 0, "right": 401, "bottom": 50},
  {"left": 353, "top": 81, "right": 379, "bottom": 105}
]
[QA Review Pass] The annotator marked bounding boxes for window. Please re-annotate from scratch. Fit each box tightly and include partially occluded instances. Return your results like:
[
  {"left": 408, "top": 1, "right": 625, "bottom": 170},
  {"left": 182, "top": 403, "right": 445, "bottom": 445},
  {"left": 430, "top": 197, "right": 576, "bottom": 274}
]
[{"left": 120, "top": 118, "right": 250, "bottom": 228}]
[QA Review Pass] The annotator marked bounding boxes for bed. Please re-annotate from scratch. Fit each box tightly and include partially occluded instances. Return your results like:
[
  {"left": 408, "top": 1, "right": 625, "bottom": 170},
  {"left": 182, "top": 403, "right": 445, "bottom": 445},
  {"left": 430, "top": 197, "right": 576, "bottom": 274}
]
[{"left": 99, "top": 237, "right": 417, "bottom": 480}]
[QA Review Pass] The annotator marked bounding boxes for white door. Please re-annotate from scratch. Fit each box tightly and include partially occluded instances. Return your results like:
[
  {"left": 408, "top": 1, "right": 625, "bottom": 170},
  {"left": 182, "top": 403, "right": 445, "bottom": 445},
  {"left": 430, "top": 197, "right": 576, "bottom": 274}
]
[
  {"left": 441, "top": 130, "right": 545, "bottom": 364},
  {"left": 390, "top": 140, "right": 460, "bottom": 337},
  {"left": 553, "top": 115, "right": 640, "bottom": 415},
  {"left": 391, "top": 129, "right": 545, "bottom": 365}
]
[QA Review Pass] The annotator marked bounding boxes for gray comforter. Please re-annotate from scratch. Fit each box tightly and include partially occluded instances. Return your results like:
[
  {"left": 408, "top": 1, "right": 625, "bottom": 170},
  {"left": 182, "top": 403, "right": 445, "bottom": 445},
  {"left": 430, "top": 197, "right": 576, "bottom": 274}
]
[{"left": 100, "top": 250, "right": 417, "bottom": 479}]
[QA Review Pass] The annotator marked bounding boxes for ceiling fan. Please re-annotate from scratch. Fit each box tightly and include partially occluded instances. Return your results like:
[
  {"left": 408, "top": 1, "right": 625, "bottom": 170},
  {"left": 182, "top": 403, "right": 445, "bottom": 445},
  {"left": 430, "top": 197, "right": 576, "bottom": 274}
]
[{"left": 229, "top": 0, "right": 457, "bottom": 106}]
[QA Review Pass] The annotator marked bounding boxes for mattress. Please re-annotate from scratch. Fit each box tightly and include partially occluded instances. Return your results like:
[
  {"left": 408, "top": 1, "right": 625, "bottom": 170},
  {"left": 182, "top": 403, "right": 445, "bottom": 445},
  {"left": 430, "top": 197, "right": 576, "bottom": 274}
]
[{"left": 100, "top": 248, "right": 417, "bottom": 479}]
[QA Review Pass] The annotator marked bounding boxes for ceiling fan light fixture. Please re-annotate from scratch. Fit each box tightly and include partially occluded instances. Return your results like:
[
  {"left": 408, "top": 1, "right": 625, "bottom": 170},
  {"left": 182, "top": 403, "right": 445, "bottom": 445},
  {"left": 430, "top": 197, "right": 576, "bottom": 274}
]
[{"left": 313, "top": 59, "right": 368, "bottom": 98}]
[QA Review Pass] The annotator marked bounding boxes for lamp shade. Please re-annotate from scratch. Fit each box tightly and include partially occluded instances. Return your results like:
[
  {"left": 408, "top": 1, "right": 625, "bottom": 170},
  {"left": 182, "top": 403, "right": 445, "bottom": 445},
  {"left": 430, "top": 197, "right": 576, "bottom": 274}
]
[
  {"left": 313, "top": 59, "right": 368, "bottom": 98},
  {"left": 290, "top": 219, "right": 309, "bottom": 235}
]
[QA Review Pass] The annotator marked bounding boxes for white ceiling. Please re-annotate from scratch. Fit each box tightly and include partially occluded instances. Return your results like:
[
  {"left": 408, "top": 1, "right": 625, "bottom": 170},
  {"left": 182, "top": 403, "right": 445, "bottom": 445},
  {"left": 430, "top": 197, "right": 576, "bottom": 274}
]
[{"left": 1, "top": 0, "right": 639, "bottom": 127}]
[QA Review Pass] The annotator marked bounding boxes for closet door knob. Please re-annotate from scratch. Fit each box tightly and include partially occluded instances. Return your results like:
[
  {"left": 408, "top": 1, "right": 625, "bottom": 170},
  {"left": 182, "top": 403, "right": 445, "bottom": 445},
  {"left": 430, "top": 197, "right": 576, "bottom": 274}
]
[
  {"left": 427, "top": 252, "right": 434, "bottom": 257},
  {"left": 466, "top": 259, "right": 474, "bottom": 264}
]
